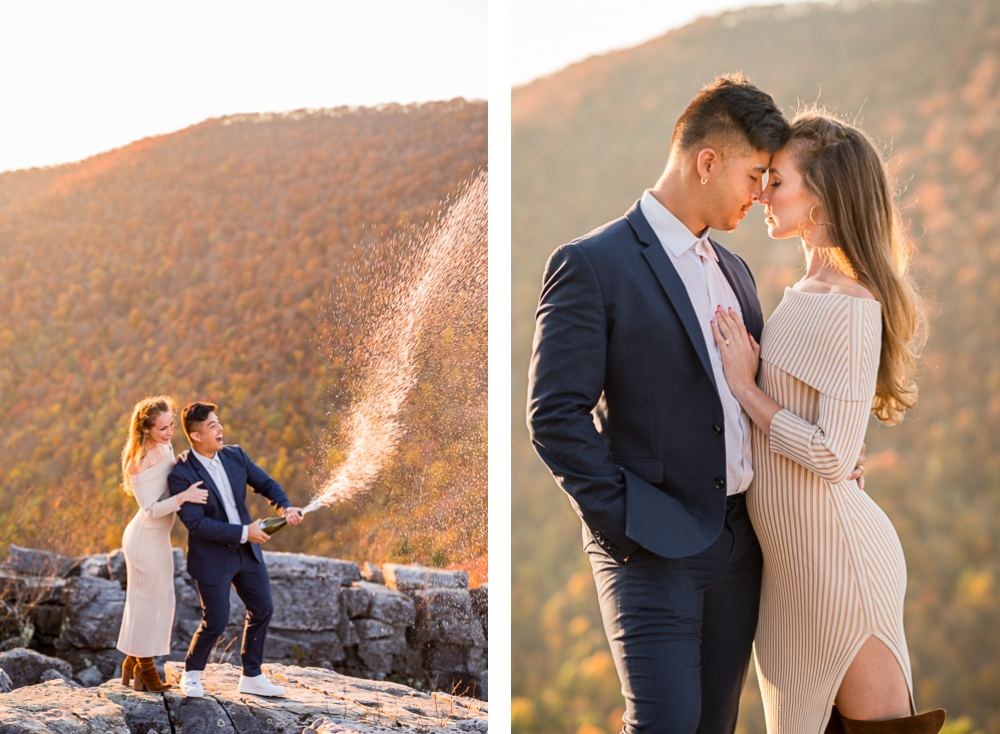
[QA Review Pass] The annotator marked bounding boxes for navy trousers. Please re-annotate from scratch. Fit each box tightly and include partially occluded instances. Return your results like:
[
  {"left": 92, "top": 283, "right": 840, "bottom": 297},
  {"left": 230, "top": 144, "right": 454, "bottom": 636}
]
[
  {"left": 588, "top": 493, "right": 762, "bottom": 734},
  {"left": 186, "top": 543, "right": 274, "bottom": 677}
]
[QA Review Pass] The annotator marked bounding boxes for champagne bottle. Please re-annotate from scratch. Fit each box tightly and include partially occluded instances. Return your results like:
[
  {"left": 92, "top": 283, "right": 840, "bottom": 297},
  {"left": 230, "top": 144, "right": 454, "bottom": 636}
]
[{"left": 259, "top": 516, "right": 289, "bottom": 535}]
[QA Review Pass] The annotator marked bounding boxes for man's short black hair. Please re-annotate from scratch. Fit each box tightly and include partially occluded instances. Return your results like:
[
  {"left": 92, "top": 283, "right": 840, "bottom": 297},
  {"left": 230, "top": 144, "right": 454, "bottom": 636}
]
[
  {"left": 672, "top": 73, "right": 789, "bottom": 157},
  {"left": 182, "top": 401, "right": 218, "bottom": 442}
]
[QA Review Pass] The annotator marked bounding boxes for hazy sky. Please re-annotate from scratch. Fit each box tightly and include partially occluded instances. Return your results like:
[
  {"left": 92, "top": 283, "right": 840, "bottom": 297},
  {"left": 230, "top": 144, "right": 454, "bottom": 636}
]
[
  {"left": 0, "top": 0, "right": 487, "bottom": 173},
  {"left": 513, "top": 0, "right": 784, "bottom": 87}
]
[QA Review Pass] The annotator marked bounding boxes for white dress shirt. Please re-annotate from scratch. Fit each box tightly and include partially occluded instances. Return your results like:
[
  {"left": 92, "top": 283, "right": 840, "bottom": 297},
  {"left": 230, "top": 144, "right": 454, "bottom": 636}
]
[
  {"left": 640, "top": 190, "right": 753, "bottom": 495},
  {"left": 192, "top": 450, "right": 250, "bottom": 543}
]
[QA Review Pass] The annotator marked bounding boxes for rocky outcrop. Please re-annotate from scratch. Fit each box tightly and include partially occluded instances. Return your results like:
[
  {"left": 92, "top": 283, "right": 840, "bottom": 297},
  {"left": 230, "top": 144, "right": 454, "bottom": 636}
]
[
  {"left": 0, "top": 546, "right": 488, "bottom": 701},
  {"left": 0, "top": 648, "right": 73, "bottom": 688},
  {"left": 0, "top": 662, "right": 488, "bottom": 733}
]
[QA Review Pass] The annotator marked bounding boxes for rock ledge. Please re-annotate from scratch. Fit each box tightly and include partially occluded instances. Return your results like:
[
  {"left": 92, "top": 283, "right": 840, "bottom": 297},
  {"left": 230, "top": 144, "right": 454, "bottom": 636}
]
[{"left": 0, "top": 662, "right": 488, "bottom": 733}]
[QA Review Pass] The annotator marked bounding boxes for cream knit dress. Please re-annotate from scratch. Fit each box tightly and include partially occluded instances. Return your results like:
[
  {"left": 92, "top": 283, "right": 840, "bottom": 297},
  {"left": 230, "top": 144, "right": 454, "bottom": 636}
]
[
  {"left": 748, "top": 288, "right": 914, "bottom": 733},
  {"left": 116, "top": 453, "right": 181, "bottom": 657}
]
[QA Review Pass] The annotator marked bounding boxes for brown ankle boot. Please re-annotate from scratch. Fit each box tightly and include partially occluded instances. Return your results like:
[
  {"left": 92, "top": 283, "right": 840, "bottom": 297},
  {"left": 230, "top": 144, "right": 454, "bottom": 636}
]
[
  {"left": 120, "top": 655, "right": 138, "bottom": 686},
  {"left": 132, "top": 657, "right": 172, "bottom": 692},
  {"left": 841, "top": 709, "right": 946, "bottom": 734}
]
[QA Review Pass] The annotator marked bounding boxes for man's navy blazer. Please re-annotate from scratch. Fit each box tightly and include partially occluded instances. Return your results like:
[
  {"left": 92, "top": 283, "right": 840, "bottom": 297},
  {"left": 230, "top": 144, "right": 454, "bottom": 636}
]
[
  {"left": 168, "top": 444, "right": 291, "bottom": 584},
  {"left": 527, "top": 201, "right": 764, "bottom": 564}
]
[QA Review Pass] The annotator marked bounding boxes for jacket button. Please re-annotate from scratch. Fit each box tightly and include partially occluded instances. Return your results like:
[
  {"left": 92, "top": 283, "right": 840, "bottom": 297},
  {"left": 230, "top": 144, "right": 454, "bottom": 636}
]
[
  {"left": 715, "top": 477, "right": 726, "bottom": 489},
  {"left": 713, "top": 424, "right": 723, "bottom": 435},
  {"left": 609, "top": 546, "right": 619, "bottom": 555},
  {"left": 594, "top": 530, "right": 604, "bottom": 542}
]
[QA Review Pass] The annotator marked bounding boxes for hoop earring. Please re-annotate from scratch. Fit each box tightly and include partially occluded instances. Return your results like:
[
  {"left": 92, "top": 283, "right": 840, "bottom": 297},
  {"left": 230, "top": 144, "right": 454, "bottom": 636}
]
[
  {"left": 701, "top": 178, "right": 708, "bottom": 185},
  {"left": 809, "top": 205, "right": 827, "bottom": 226}
]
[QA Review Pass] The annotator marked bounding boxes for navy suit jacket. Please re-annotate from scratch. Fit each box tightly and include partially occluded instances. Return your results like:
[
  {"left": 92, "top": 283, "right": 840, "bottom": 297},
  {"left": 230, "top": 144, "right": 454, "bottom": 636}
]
[
  {"left": 168, "top": 445, "right": 291, "bottom": 584},
  {"left": 527, "top": 201, "right": 764, "bottom": 564}
]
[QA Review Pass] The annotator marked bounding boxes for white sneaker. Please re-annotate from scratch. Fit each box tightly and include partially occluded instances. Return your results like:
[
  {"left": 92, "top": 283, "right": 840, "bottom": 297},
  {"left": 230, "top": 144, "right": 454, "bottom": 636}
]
[
  {"left": 180, "top": 670, "right": 204, "bottom": 698},
  {"left": 237, "top": 673, "right": 285, "bottom": 697}
]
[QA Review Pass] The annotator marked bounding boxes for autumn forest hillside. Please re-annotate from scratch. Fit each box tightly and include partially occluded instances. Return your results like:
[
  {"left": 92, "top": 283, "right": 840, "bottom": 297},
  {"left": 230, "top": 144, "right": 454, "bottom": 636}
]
[
  {"left": 0, "top": 99, "right": 487, "bottom": 572},
  {"left": 512, "top": 0, "right": 1000, "bottom": 731}
]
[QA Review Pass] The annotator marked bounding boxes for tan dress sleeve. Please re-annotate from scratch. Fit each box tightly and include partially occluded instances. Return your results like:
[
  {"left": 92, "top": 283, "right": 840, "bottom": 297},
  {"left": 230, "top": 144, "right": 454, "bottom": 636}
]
[
  {"left": 133, "top": 458, "right": 181, "bottom": 520},
  {"left": 766, "top": 297, "right": 882, "bottom": 483}
]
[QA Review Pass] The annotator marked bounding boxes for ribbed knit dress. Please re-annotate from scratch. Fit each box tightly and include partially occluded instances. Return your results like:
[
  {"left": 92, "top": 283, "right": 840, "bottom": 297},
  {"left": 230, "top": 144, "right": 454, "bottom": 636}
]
[
  {"left": 116, "top": 453, "right": 180, "bottom": 657},
  {"left": 747, "top": 288, "right": 914, "bottom": 733}
]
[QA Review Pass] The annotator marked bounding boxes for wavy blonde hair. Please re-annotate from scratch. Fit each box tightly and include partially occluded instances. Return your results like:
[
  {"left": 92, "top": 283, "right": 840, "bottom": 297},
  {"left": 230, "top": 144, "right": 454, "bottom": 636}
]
[
  {"left": 120, "top": 395, "right": 176, "bottom": 495},
  {"left": 788, "top": 108, "right": 929, "bottom": 425}
]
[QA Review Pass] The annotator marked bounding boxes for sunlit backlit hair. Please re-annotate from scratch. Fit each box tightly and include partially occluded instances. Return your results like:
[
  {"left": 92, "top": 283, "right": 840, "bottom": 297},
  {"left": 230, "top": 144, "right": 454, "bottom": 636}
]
[
  {"left": 120, "top": 395, "right": 176, "bottom": 495},
  {"left": 787, "top": 107, "right": 929, "bottom": 425}
]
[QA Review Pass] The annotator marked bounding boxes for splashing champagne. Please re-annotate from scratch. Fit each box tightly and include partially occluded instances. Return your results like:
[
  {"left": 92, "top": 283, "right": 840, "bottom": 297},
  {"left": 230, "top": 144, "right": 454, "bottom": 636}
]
[{"left": 304, "top": 170, "right": 488, "bottom": 515}]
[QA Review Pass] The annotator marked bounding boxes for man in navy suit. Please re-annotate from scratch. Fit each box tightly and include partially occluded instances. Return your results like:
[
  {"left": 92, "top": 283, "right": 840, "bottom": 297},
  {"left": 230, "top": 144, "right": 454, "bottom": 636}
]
[
  {"left": 168, "top": 401, "right": 302, "bottom": 698},
  {"left": 527, "top": 75, "right": 864, "bottom": 732}
]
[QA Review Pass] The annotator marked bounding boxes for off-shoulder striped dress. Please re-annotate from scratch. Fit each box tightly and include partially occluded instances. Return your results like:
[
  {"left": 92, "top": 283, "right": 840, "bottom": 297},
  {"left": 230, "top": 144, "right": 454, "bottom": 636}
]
[
  {"left": 117, "top": 453, "right": 181, "bottom": 657},
  {"left": 747, "top": 288, "right": 914, "bottom": 732}
]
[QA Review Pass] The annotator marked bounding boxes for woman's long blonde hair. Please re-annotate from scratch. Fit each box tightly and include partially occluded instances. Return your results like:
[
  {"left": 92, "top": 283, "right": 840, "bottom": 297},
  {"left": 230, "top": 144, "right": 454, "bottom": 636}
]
[
  {"left": 121, "top": 395, "right": 176, "bottom": 495},
  {"left": 788, "top": 109, "right": 929, "bottom": 425}
]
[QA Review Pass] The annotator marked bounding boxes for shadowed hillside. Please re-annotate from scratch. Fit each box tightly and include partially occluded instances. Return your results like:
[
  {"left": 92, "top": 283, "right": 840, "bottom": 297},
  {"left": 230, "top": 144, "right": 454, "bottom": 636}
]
[
  {"left": 0, "top": 99, "right": 487, "bottom": 571},
  {"left": 512, "top": 0, "right": 999, "bottom": 731}
]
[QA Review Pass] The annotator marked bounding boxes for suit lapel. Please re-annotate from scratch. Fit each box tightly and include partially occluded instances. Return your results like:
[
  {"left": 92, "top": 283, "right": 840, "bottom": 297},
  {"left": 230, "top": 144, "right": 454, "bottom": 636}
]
[
  {"left": 627, "top": 203, "right": 718, "bottom": 394},
  {"left": 713, "top": 239, "right": 763, "bottom": 341}
]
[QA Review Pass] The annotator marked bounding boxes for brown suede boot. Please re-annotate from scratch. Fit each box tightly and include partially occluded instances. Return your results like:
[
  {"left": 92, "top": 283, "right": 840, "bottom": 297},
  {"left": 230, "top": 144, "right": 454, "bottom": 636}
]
[
  {"left": 132, "top": 657, "right": 172, "bottom": 692},
  {"left": 841, "top": 709, "right": 946, "bottom": 734},
  {"left": 120, "top": 655, "right": 138, "bottom": 686}
]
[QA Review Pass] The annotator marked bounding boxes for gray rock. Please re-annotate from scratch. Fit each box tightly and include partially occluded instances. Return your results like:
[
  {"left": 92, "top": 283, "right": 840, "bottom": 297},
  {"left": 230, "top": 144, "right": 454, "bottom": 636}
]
[
  {"left": 383, "top": 564, "right": 468, "bottom": 592},
  {"left": 411, "top": 589, "right": 485, "bottom": 647},
  {"left": 0, "top": 678, "right": 130, "bottom": 733},
  {"left": 470, "top": 584, "right": 488, "bottom": 638},
  {"left": 356, "top": 637, "right": 406, "bottom": 672},
  {"left": 469, "top": 585, "right": 487, "bottom": 616},
  {"left": 77, "top": 553, "right": 111, "bottom": 579},
  {"left": 342, "top": 581, "right": 416, "bottom": 626},
  {"left": 0, "top": 571, "right": 67, "bottom": 606},
  {"left": 305, "top": 718, "right": 399, "bottom": 733},
  {"left": 172, "top": 547, "right": 186, "bottom": 577},
  {"left": 38, "top": 668, "right": 68, "bottom": 683},
  {"left": 157, "top": 661, "right": 489, "bottom": 731},
  {"left": 264, "top": 629, "right": 346, "bottom": 665},
  {"left": 0, "top": 647, "right": 73, "bottom": 688},
  {"left": 269, "top": 574, "right": 343, "bottom": 630},
  {"left": 263, "top": 551, "right": 361, "bottom": 586},
  {"left": 0, "top": 668, "right": 11, "bottom": 693},
  {"left": 425, "top": 644, "right": 486, "bottom": 675},
  {"left": 56, "top": 576, "right": 126, "bottom": 650},
  {"left": 360, "top": 562, "right": 384, "bottom": 585},
  {"left": 339, "top": 616, "right": 360, "bottom": 647},
  {"left": 354, "top": 619, "right": 405, "bottom": 643},
  {"left": 96, "top": 682, "right": 172, "bottom": 732},
  {"left": 77, "top": 664, "right": 106, "bottom": 687},
  {"left": 107, "top": 548, "right": 128, "bottom": 585},
  {"left": 29, "top": 603, "right": 65, "bottom": 637},
  {"left": 173, "top": 576, "right": 203, "bottom": 621},
  {"left": 58, "top": 648, "right": 127, "bottom": 680},
  {"left": 6, "top": 544, "right": 78, "bottom": 577}
]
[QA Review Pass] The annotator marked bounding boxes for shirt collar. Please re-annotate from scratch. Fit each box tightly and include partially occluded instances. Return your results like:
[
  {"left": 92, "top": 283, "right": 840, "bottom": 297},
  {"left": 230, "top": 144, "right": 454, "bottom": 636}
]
[
  {"left": 639, "top": 190, "right": 714, "bottom": 260},
  {"left": 192, "top": 450, "right": 220, "bottom": 468}
]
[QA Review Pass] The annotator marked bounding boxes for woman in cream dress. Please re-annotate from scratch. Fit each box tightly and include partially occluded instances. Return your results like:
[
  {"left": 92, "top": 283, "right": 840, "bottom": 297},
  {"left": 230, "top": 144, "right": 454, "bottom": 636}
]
[
  {"left": 117, "top": 396, "right": 207, "bottom": 691},
  {"left": 711, "top": 111, "right": 944, "bottom": 733}
]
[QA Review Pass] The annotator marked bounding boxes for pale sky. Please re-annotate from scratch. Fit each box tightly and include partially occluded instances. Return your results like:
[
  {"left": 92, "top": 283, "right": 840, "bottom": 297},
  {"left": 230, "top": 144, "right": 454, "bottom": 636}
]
[
  {"left": 0, "top": 0, "right": 487, "bottom": 173},
  {"left": 513, "top": 0, "right": 787, "bottom": 87}
]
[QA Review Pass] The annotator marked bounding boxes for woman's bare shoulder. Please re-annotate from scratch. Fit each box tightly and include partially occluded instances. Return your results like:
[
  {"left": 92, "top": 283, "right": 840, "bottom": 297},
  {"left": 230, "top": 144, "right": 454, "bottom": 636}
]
[
  {"left": 794, "top": 275, "right": 877, "bottom": 301},
  {"left": 132, "top": 444, "right": 172, "bottom": 476}
]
